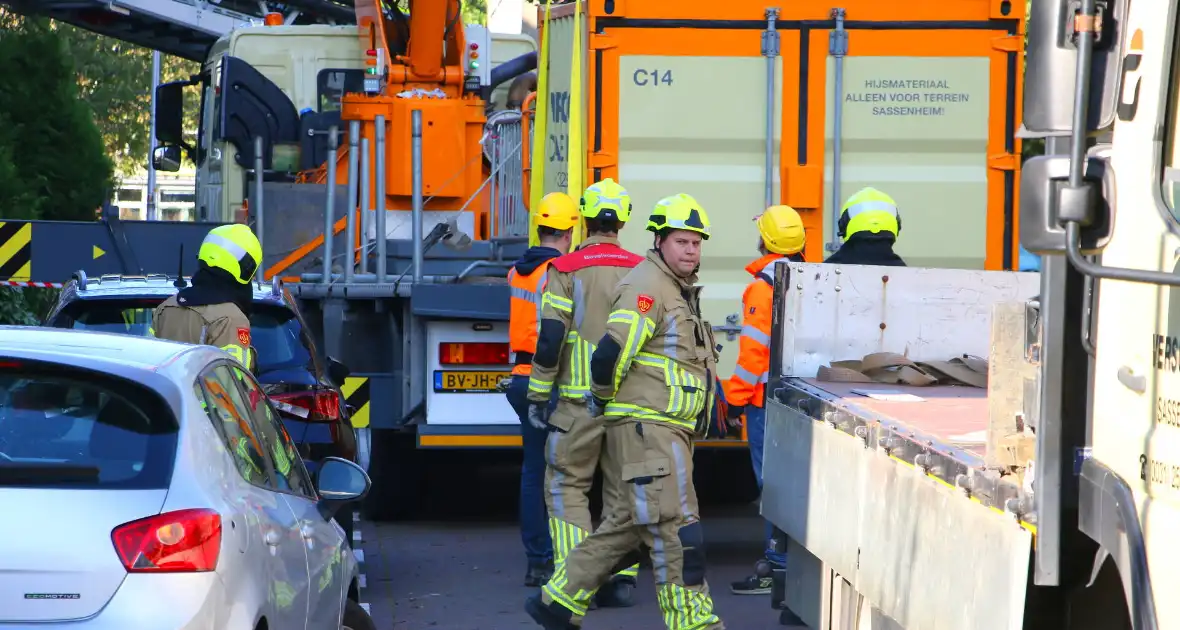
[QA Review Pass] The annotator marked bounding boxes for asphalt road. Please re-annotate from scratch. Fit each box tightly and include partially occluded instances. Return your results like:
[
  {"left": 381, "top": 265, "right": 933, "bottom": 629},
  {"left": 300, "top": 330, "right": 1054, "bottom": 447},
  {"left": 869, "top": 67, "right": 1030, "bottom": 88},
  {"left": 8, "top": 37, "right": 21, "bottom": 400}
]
[{"left": 352, "top": 452, "right": 801, "bottom": 629}]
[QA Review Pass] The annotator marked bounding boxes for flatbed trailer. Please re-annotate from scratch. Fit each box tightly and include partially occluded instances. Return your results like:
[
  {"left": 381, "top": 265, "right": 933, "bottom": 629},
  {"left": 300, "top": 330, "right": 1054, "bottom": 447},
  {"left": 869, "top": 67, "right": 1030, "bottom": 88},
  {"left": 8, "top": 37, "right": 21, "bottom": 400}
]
[{"left": 761, "top": 261, "right": 1041, "bottom": 630}]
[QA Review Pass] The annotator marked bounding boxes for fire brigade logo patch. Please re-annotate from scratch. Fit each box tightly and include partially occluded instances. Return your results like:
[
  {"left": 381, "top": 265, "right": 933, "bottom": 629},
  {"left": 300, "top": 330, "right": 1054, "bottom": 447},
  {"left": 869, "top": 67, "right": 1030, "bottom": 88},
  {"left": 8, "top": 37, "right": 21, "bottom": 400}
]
[
  {"left": 637, "top": 294, "right": 654, "bottom": 314},
  {"left": 237, "top": 328, "right": 251, "bottom": 346}
]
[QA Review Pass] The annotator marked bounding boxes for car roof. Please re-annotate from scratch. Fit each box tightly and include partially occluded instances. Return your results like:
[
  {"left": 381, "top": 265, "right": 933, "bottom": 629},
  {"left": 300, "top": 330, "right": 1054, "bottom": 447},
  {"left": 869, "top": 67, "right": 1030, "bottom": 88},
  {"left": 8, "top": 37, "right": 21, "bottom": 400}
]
[
  {"left": 62, "top": 273, "right": 284, "bottom": 304},
  {"left": 0, "top": 326, "right": 204, "bottom": 371}
]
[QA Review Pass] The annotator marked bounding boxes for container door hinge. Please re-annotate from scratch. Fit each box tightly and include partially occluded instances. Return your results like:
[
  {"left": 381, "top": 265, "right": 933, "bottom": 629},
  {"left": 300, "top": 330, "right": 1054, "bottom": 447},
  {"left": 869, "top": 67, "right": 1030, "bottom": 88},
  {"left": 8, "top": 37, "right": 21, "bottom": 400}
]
[
  {"left": 712, "top": 313, "right": 742, "bottom": 341},
  {"left": 829, "top": 8, "right": 848, "bottom": 57},
  {"left": 589, "top": 152, "right": 617, "bottom": 169},
  {"left": 589, "top": 34, "right": 618, "bottom": 51},
  {"left": 992, "top": 35, "right": 1022, "bottom": 53},
  {"left": 988, "top": 153, "right": 1018, "bottom": 171},
  {"left": 762, "top": 8, "right": 780, "bottom": 57}
]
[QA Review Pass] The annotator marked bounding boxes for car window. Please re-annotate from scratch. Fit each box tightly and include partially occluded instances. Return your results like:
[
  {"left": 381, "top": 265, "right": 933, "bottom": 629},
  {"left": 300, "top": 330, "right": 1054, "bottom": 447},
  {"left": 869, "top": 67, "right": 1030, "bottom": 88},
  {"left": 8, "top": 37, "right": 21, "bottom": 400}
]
[
  {"left": 0, "top": 361, "right": 178, "bottom": 489},
  {"left": 197, "top": 364, "right": 273, "bottom": 488},
  {"left": 231, "top": 366, "right": 315, "bottom": 498},
  {"left": 56, "top": 298, "right": 314, "bottom": 377}
]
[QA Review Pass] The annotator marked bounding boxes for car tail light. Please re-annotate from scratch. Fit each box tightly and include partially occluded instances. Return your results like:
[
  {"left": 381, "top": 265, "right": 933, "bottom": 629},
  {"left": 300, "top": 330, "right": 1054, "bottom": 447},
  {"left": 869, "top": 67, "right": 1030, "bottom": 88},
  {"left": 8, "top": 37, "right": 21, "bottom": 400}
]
[
  {"left": 111, "top": 508, "right": 221, "bottom": 573},
  {"left": 270, "top": 390, "right": 341, "bottom": 422},
  {"left": 438, "top": 342, "right": 509, "bottom": 365}
]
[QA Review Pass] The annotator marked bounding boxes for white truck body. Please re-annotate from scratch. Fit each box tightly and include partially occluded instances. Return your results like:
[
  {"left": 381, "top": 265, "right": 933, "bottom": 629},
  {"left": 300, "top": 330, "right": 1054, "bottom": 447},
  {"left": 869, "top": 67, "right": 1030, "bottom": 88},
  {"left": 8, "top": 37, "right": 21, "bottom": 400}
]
[{"left": 762, "top": 261, "right": 1039, "bottom": 630}]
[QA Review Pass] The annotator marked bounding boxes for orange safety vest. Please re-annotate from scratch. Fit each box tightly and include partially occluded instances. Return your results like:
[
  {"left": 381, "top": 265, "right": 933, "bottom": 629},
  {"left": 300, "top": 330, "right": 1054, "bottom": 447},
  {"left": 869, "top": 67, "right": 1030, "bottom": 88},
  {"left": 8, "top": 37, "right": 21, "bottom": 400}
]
[
  {"left": 507, "top": 261, "right": 553, "bottom": 376},
  {"left": 726, "top": 253, "right": 783, "bottom": 408}
]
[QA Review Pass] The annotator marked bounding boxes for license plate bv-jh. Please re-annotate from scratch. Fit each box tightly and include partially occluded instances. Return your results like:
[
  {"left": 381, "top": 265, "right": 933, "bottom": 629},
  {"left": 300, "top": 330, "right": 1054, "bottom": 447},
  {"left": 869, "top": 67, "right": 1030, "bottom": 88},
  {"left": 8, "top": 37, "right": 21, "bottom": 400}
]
[{"left": 433, "top": 370, "right": 510, "bottom": 393}]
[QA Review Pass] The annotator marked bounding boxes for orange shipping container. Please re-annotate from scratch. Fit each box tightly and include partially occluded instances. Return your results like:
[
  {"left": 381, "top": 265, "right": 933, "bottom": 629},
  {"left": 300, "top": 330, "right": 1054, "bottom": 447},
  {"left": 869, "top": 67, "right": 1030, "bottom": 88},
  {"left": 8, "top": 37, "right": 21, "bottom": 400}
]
[{"left": 535, "top": 0, "right": 1026, "bottom": 381}]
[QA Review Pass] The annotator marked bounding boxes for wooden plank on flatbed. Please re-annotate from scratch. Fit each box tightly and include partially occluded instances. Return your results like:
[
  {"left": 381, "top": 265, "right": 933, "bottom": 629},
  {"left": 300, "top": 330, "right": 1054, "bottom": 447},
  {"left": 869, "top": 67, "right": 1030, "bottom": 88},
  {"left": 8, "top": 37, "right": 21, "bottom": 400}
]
[{"left": 798, "top": 378, "right": 989, "bottom": 458}]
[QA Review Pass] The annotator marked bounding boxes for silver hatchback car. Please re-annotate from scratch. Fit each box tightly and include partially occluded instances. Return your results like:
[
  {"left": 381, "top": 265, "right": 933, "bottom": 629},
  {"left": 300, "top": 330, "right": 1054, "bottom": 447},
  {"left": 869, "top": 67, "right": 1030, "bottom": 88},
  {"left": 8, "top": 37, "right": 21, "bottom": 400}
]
[{"left": 0, "top": 327, "right": 375, "bottom": 630}]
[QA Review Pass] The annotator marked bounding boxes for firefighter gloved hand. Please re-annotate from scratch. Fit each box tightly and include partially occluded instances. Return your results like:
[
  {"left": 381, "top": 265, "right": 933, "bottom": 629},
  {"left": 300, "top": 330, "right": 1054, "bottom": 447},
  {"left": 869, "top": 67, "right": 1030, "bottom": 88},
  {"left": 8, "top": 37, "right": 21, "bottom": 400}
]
[
  {"left": 527, "top": 403, "right": 552, "bottom": 431},
  {"left": 585, "top": 394, "right": 610, "bottom": 418},
  {"left": 726, "top": 403, "right": 746, "bottom": 429}
]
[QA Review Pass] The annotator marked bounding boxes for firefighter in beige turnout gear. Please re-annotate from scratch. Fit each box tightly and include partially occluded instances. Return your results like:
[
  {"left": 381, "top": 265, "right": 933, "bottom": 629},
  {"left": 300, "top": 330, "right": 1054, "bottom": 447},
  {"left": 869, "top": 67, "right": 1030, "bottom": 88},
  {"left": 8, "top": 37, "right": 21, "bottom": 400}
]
[
  {"left": 526, "top": 193, "right": 724, "bottom": 630},
  {"left": 152, "top": 224, "right": 262, "bottom": 371},
  {"left": 526, "top": 179, "right": 644, "bottom": 608}
]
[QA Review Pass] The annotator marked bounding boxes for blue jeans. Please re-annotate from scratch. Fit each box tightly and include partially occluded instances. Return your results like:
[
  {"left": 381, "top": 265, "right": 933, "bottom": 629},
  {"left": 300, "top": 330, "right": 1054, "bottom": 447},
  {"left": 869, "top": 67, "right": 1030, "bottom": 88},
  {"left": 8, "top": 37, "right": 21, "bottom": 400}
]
[
  {"left": 508, "top": 374, "right": 556, "bottom": 567},
  {"left": 746, "top": 405, "right": 787, "bottom": 567}
]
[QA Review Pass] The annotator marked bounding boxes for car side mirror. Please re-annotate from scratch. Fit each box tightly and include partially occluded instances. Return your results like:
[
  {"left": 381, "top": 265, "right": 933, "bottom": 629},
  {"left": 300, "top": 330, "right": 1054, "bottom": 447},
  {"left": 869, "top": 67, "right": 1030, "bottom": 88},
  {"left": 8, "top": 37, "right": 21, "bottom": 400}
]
[
  {"left": 153, "top": 145, "right": 182, "bottom": 172},
  {"left": 315, "top": 456, "right": 371, "bottom": 516},
  {"left": 326, "top": 356, "right": 350, "bottom": 384}
]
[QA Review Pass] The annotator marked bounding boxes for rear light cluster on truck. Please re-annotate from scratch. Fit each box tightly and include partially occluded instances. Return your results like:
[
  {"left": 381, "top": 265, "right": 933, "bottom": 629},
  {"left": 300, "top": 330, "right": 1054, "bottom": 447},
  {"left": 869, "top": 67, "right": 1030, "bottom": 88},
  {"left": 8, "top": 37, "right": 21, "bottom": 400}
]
[
  {"left": 270, "top": 390, "right": 342, "bottom": 422},
  {"left": 438, "top": 342, "right": 509, "bottom": 365},
  {"left": 111, "top": 508, "right": 222, "bottom": 573}
]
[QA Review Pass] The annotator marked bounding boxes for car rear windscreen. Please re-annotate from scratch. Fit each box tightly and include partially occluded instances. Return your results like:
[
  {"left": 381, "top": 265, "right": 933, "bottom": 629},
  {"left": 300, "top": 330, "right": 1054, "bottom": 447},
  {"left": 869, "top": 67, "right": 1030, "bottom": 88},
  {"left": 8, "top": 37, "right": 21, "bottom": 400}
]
[
  {"left": 61, "top": 299, "right": 314, "bottom": 375},
  {"left": 64, "top": 301, "right": 158, "bottom": 337},
  {"left": 249, "top": 306, "right": 315, "bottom": 375},
  {"left": 0, "top": 361, "right": 178, "bottom": 489}
]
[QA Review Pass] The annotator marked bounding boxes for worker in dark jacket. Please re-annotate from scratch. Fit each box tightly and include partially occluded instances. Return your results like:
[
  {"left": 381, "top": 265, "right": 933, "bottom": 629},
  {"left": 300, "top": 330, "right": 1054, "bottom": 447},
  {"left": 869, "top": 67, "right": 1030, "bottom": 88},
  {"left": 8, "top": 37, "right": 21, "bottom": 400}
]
[
  {"left": 506, "top": 192, "right": 580, "bottom": 587},
  {"left": 824, "top": 187, "right": 907, "bottom": 266},
  {"left": 152, "top": 224, "right": 262, "bottom": 370}
]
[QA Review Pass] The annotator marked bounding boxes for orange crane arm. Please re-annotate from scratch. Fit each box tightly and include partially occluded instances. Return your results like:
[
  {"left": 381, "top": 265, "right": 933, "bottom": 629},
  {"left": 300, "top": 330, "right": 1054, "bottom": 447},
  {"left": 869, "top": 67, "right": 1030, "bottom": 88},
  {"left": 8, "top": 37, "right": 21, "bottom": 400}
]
[{"left": 352, "top": 0, "right": 467, "bottom": 86}]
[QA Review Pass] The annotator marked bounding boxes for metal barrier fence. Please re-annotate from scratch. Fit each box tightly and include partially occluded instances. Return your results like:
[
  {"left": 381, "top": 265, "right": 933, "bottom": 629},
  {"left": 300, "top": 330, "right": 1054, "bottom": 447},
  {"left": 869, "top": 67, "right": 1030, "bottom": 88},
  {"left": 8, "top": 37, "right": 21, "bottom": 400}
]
[{"left": 484, "top": 110, "right": 528, "bottom": 238}]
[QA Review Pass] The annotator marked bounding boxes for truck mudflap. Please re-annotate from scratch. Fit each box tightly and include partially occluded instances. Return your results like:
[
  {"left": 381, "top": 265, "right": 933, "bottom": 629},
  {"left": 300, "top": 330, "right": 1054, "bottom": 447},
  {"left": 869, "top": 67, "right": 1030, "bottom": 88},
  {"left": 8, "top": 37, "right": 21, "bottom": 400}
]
[{"left": 0, "top": 213, "right": 229, "bottom": 286}]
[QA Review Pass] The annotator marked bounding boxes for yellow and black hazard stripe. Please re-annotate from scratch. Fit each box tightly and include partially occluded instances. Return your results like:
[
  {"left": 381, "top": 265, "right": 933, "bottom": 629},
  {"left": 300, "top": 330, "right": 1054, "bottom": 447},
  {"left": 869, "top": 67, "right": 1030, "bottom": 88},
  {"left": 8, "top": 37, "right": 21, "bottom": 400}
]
[
  {"left": 341, "top": 377, "right": 371, "bottom": 428},
  {"left": 0, "top": 221, "right": 31, "bottom": 281}
]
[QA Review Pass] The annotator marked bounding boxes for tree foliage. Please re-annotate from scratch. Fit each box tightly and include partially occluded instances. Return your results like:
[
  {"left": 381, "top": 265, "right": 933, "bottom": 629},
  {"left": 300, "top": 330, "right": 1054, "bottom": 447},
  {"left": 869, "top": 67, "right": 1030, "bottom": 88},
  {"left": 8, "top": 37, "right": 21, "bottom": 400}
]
[
  {"left": 59, "top": 30, "right": 200, "bottom": 176},
  {"left": 0, "top": 11, "right": 116, "bottom": 323},
  {"left": 0, "top": 16, "right": 112, "bottom": 220},
  {"left": 462, "top": 0, "right": 488, "bottom": 25},
  {"left": 0, "top": 8, "right": 200, "bottom": 178}
]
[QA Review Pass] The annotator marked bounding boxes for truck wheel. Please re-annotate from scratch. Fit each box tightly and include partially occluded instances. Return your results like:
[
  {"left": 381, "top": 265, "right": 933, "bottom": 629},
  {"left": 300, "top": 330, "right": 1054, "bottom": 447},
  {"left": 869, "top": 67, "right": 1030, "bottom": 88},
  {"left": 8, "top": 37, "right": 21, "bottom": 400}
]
[{"left": 362, "top": 428, "right": 423, "bottom": 522}]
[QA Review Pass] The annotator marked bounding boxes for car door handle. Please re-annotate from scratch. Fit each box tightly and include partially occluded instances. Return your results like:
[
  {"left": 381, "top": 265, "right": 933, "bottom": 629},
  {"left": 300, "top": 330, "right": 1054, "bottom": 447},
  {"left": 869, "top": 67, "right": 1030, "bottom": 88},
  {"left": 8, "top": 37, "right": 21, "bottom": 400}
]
[
  {"left": 265, "top": 530, "right": 281, "bottom": 547},
  {"left": 300, "top": 523, "right": 315, "bottom": 539}
]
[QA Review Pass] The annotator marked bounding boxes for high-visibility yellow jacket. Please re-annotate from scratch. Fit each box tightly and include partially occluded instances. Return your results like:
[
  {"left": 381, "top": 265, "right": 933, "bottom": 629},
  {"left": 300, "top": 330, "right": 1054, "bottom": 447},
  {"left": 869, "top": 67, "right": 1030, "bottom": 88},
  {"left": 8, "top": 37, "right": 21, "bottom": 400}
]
[
  {"left": 526, "top": 235, "right": 642, "bottom": 404},
  {"left": 589, "top": 250, "right": 719, "bottom": 435}
]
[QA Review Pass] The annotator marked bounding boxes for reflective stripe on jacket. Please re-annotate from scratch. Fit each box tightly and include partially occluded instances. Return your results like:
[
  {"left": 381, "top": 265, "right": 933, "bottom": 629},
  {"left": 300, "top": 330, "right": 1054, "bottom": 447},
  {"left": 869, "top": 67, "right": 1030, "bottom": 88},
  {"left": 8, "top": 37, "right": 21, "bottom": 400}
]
[
  {"left": 726, "top": 253, "right": 782, "bottom": 408},
  {"left": 507, "top": 261, "right": 553, "bottom": 376},
  {"left": 589, "top": 250, "right": 719, "bottom": 433},
  {"left": 526, "top": 236, "right": 642, "bottom": 402}
]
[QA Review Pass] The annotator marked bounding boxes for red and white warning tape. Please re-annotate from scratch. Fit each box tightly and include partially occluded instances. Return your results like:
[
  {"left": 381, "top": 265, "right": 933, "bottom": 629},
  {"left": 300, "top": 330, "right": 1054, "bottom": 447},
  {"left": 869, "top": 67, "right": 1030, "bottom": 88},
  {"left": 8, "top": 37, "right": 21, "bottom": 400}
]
[{"left": 0, "top": 281, "right": 63, "bottom": 288}]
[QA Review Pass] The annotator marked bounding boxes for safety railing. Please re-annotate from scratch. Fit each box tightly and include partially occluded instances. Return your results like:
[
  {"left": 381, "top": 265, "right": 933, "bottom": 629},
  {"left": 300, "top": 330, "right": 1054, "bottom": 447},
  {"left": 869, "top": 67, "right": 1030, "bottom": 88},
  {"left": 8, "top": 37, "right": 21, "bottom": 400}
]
[{"left": 484, "top": 110, "right": 528, "bottom": 238}]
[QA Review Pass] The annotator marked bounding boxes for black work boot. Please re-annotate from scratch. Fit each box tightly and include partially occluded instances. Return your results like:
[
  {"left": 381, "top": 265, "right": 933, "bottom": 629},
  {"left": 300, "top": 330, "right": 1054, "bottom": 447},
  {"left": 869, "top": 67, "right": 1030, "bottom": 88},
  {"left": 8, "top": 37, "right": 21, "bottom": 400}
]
[
  {"left": 592, "top": 575, "right": 636, "bottom": 608},
  {"left": 524, "top": 561, "right": 554, "bottom": 587},
  {"left": 524, "top": 593, "right": 579, "bottom": 630}
]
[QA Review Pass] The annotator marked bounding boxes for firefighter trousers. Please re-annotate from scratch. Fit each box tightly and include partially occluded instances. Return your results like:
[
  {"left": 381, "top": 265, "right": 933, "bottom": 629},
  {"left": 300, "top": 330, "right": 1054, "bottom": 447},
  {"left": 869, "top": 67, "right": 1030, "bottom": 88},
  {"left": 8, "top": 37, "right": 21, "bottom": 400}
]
[
  {"left": 544, "top": 399, "right": 640, "bottom": 582},
  {"left": 542, "top": 419, "right": 724, "bottom": 630}
]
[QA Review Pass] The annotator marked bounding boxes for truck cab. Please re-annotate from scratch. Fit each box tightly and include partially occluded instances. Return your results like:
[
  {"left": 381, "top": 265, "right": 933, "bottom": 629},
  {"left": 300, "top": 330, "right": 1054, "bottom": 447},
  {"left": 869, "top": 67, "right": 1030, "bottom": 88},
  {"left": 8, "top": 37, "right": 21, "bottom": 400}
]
[
  {"left": 154, "top": 23, "right": 536, "bottom": 223},
  {"left": 196, "top": 25, "right": 366, "bottom": 223}
]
